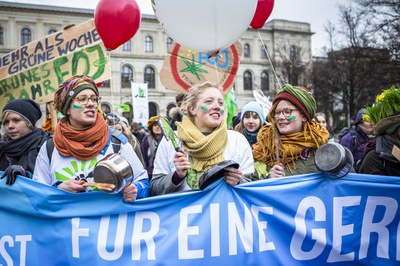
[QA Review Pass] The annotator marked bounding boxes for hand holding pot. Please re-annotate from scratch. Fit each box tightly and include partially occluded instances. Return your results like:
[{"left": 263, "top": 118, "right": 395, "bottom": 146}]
[{"left": 122, "top": 183, "right": 138, "bottom": 202}]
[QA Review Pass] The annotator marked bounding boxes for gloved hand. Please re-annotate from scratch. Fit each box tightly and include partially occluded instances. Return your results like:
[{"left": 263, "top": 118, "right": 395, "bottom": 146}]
[{"left": 0, "top": 165, "right": 29, "bottom": 185}]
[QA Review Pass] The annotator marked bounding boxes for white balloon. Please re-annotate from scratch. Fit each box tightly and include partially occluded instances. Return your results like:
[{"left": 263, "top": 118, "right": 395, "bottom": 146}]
[{"left": 154, "top": 0, "right": 258, "bottom": 52}]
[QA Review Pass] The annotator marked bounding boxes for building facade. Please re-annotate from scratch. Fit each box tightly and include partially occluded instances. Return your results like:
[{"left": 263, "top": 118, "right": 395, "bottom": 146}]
[{"left": 0, "top": 1, "right": 313, "bottom": 123}]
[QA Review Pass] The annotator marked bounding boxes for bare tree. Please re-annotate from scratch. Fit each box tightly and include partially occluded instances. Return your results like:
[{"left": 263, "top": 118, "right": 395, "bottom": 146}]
[
  {"left": 312, "top": 2, "right": 396, "bottom": 131},
  {"left": 356, "top": 0, "right": 400, "bottom": 60},
  {"left": 275, "top": 44, "right": 312, "bottom": 87}
]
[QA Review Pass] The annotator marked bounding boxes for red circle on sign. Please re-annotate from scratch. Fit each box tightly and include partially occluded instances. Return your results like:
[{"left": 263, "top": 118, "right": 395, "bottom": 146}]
[{"left": 169, "top": 44, "right": 239, "bottom": 93}]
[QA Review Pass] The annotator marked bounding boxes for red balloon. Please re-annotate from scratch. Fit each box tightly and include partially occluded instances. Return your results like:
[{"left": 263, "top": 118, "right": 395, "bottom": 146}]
[
  {"left": 250, "top": 0, "right": 275, "bottom": 30},
  {"left": 94, "top": 0, "right": 141, "bottom": 50}
]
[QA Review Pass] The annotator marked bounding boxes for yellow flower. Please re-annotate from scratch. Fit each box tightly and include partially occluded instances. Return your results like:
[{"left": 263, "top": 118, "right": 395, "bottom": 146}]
[
  {"left": 376, "top": 94, "right": 384, "bottom": 102},
  {"left": 376, "top": 90, "right": 388, "bottom": 102},
  {"left": 362, "top": 114, "right": 371, "bottom": 122}
]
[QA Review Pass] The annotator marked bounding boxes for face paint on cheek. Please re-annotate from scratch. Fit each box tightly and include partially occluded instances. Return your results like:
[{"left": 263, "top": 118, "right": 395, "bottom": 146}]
[
  {"left": 95, "top": 106, "right": 98, "bottom": 109},
  {"left": 72, "top": 105, "right": 83, "bottom": 109},
  {"left": 200, "top": 106, "right": 209, "bottom": 111},
  {"left": 221, "top": 109, "right": 225, "bottom": 114},
  {"left": 287, "top": 116, "right": 296, "bottom": 121}
]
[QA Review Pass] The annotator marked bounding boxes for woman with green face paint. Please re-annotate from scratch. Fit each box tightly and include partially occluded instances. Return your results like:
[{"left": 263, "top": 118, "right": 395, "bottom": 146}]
[
  {"left": 151, "top": 82, "right": 255, "bottom": 196},
  {"left": 252, "top": 84, "right": 330, "bottom": 179},
  {"left": 32, "top": 75, "right": 150, "bottom": 202}
]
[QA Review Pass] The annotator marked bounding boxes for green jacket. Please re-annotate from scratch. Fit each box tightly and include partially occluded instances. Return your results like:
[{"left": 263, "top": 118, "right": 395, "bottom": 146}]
[{"left": 252, "top": 151, "right": 320, "bottom": 180}]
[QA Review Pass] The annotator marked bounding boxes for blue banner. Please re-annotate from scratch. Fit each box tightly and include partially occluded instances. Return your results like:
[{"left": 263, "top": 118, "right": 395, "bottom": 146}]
[{"left": 0, "top": 172, "right": 399, "bottom": 265}]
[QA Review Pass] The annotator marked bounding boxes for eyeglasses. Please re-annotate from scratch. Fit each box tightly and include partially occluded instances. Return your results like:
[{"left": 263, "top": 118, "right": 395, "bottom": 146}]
[
  {"left": 74, "top": 95, "right": 102, "bottom": 105},
  {"left": 273, "top": 108, "right": 298, "bottom": 118}
]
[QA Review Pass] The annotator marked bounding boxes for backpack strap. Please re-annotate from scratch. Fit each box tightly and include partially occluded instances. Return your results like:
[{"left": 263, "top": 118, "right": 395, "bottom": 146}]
[
  {"left": 111, "top": 135, "right": 121, "bottom": 153},
  {"left": 110, "top": 128, "right": 128, "bottom": 153},
  {"left": 46, "top": 137, "right": 54, "bottom": 164},
  {"left": 349, "top": 127, "right": 359, "bottom": 152}
]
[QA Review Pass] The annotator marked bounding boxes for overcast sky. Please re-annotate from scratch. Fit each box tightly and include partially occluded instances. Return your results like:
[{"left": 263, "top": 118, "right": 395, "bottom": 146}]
[{"left": 3, "top": 0, "right": 346, "bottom": 56}]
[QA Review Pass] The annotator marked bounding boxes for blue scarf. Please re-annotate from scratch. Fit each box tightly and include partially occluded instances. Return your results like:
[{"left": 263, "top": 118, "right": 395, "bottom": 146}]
[{"left": 244, "top": 128, "right": 258, "bottom": 145}]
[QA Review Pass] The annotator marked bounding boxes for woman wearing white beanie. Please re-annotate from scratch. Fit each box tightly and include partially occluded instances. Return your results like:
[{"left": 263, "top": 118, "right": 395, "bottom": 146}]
[{"left": 234, "top": 101, "right": 265, "bottom": 146}]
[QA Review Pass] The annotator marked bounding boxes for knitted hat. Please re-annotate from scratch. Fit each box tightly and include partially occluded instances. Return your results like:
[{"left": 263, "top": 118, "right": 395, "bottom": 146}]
[
  {"left": 147, "top": 116, "right": 159, "bottom": 128},
  {"left": 272, "top": 84, "right": 316, "bottom": 121},
  {"left": 2, "top": 99, "right": 42, "bottom": 128},
  {"left": 54, "top": 75, "right": 99, "bottom": 115},
  {"left": 240, "top": 101, "right": 265, "bottom": 125},
  {"left": 119, "top": 116, "right": 129, "bottom": 126}
]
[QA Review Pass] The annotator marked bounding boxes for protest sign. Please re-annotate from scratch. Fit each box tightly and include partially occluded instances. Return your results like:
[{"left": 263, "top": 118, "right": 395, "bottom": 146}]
[
  {"left": 0, "top": 19, "right": 101, "bottom": 79},
  {"left": 0, "top": 43, "right": 110, "bottom": 111},
  {"left": 0, "top": 173, "right": 399, "bottom": 265},
  {"left": 0, "top": 19, "right": 110, "bottom": 112},
  {"left": 131, "top": 82, "right": 149, "bottom": 126},
  {"left": 160, "top": 42, "right": 241, "bottom": 95}
]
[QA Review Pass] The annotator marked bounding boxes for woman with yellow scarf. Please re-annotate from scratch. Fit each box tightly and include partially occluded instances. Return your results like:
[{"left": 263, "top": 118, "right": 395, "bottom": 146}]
[
  {"left": 252, "top": 84, "right": 330, "bottom": 178},
  {"left": 151, "top": 82, "right": 254, "bottom": 195}
]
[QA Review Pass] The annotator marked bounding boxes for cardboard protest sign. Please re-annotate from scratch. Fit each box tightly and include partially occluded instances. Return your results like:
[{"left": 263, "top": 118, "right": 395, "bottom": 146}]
[
  {"left": 0, "top": 43, "right": 110, "bottom": 111},
  {"left": 0, "top": 19, "right": 102, "bottom": 79},
  {"left": 160, "top": 42, "right": 242, "bottom": 95},
  {"left": 0, "top": 19, "right": 110, "bottom": 112}
]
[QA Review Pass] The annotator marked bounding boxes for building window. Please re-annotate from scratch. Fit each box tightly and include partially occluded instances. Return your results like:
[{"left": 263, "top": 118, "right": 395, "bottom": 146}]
[
  {"left": 122, "top": 40, "right": 131, "bottom": 51},
  {"left": 261, "top": 44, "right": 267, "bottom": 59},
  {"left": 48, "top": 29, "right": 57, "bottom": 34},
  {"left": 166, "top": 37, "right": 173, "bottom": 52},
  {"left": 145, "top": 36, "right": 153, "bottom": 52},
  {"left": 244, "top": 43, "right": 250, "bottom": 58},
  {"left": 0, "top": 27, "right": 3, "bottom": 45},
  {"left": 290, "top": 45, "right": 297, "bottom": 62},
  {"left": 144, "top": 66, "right": 155, "bottom": 88},
  {"left": 261, "top": 71, "right": 269, "bottom": 92},
  {"left": 149, "top": 102, "right": 158, "bottom": 117},
  {"left": 121, "top": 65, "right": 133, "bottom": 88},
  {"left": 243, "top": 71, "right": 252, "bottom": 91},
  {"left": 21, "top": 28, "right": 31, "bottom": 46}
]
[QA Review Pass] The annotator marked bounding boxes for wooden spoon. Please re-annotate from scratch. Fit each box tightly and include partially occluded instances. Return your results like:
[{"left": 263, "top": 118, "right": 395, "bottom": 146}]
[
  {"left": 82, "top": 182, "right": 116, "bottom": 192},
  {"left": 274, "top": 127, "right": 281, "bottom": 164}
]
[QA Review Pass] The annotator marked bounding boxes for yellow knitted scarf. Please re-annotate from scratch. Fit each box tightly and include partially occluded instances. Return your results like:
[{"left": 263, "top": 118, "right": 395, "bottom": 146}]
[
  {"left": 252, "top": 121, "right": 329, "bottom": 170},
  {"left": 177, "top": 116, "right": 228, "bottom": 172}
]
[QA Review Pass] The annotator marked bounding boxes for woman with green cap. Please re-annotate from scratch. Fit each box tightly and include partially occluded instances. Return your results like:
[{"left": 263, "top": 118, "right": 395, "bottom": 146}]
[
  {"left": 32, "top": 75, "right": 149, "bottom": 202},
  {"left": 252, "top": 84, "right": 330, "bottom": 178}
]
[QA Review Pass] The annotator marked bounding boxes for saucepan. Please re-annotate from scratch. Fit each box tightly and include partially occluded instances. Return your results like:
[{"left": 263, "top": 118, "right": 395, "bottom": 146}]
[
  {"left": 314, "top": 140, "right": 354, "bottom": 178},
  {"left": 93, "top": 153, "right": 133, "bottom": 193},
  {"left": 199, "top": 160, "right": 239, "bottom": 190}
]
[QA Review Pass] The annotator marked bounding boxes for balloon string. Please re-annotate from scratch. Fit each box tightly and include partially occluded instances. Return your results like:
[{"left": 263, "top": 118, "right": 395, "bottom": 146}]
[
  {"left": 107, "top": 50, "right": 116, "bottom": 127},
  {"left": 258, "top": 31, "right": 282, "bottom": 89},
  {"left": 213, "top": 55, "right": 222, "bottom": 90}
]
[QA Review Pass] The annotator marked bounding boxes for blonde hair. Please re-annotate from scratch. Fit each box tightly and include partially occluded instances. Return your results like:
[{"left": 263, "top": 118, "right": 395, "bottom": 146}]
[
  {"left": 314, "top": 112, "right": 326, "bottom": 124},
  {"left": 169, "top": 106, "right": 179, "bottom": 118},
  {"left": 181, "top": 82, "right": 221, "bottom": 120},
  {"left": 2, "top": 111, "right": 32, "bottom": 129},
  {"left": 115, "top": 121, "right": 139, "bottom": 150}
]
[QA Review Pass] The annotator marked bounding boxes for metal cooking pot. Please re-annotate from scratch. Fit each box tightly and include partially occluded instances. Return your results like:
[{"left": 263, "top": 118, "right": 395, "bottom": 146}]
[
  {"left": 314, "top": 140, "right": 354, "bottom": 178},
  {"left": 199, "top": 160, "right": 239, "bottom": 190},
  {"left": 93, "top": 153, "right": 133, "bottom": 193}
]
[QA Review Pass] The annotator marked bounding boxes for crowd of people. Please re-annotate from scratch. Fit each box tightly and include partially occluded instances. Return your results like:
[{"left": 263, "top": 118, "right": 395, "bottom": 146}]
[{"left": 1, "top": 74, "right": 399, "bottom": 201}]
